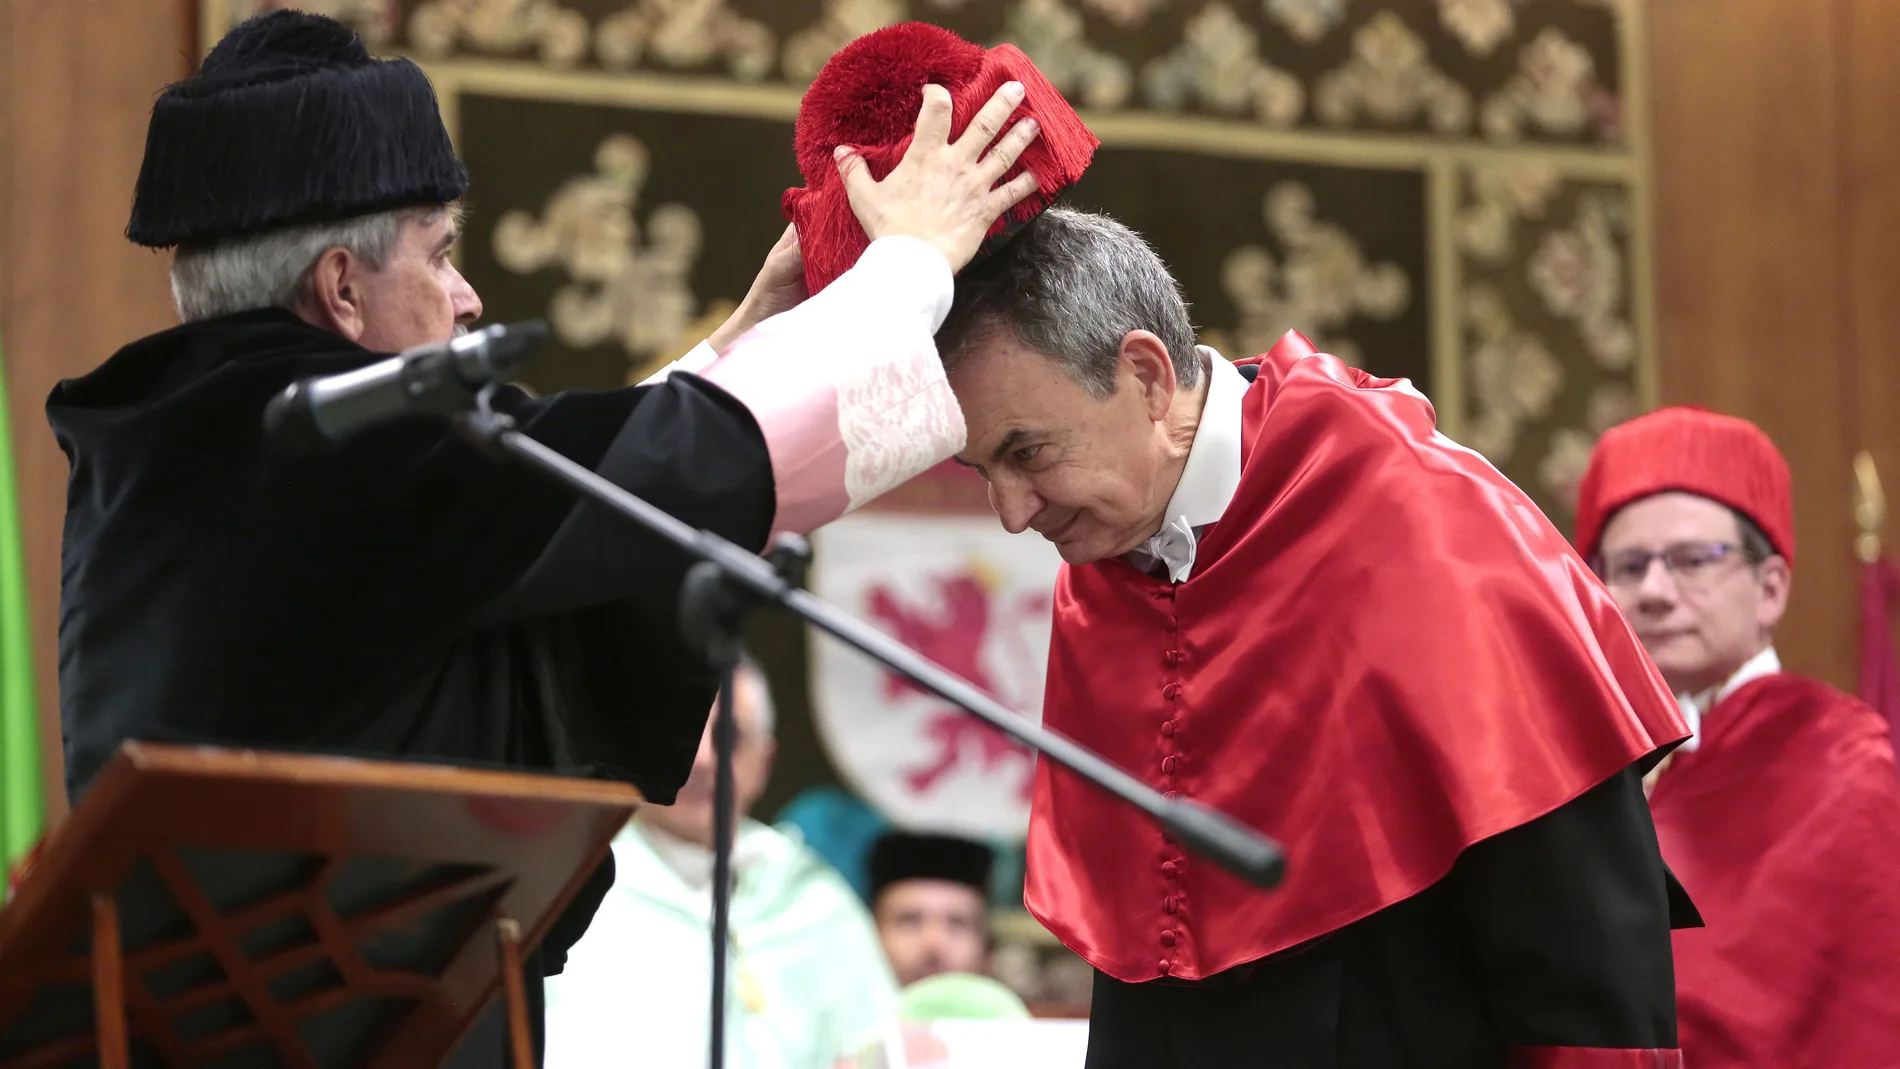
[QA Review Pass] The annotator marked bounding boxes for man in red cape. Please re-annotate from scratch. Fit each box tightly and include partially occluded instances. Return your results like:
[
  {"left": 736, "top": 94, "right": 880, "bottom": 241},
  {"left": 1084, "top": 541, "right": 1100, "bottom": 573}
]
[
  {"left": 786, "top": 23, "right": 1694, "bottom": 1068},
  {"left": 1576, "top": 407, "right": 1900, "bottom": 1068},
  {"left": 930, "top": 207, "right": 1698, "bottom": 1067}
]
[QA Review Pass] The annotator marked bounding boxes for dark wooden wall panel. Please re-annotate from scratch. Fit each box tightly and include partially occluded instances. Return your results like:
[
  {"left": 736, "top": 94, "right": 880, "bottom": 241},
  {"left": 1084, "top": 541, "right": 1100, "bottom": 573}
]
[
  {"left": 0, "top": 0, "right": 197, "bottom": 820},
  {"left": 1843, "top": 0, "right": 1900, "bottom": 608},
  {"left": 1648, "top": 0, "right": 1897, "bottom": 691}
]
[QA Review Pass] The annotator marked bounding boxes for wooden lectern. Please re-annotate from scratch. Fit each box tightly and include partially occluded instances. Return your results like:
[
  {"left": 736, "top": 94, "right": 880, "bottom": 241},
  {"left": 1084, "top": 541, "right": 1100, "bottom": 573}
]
[{"left": 0, "top": 743, "right": 643, "bottom": 1069}]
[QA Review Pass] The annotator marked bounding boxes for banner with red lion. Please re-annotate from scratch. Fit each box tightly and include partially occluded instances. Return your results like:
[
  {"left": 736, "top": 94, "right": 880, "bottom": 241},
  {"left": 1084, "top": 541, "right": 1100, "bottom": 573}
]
[{"left": 808, "top": 466, "right": 1061, "bottom": 841}]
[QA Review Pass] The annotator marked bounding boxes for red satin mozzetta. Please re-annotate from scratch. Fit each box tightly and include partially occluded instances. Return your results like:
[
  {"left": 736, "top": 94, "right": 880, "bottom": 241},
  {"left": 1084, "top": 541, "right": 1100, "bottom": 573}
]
[
  {"left": 1650, "top": 672, "right": 1900, "bottom": 1069},
  {"left": 1025, "top": 331, "right": 1689, "bottom": 983}
]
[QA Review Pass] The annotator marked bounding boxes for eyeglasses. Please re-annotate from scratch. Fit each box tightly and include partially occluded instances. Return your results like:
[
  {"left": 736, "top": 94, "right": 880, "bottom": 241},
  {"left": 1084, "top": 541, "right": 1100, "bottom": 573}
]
[{"left": 1591, "top": 541, "right": 1760, "bottom": 589}]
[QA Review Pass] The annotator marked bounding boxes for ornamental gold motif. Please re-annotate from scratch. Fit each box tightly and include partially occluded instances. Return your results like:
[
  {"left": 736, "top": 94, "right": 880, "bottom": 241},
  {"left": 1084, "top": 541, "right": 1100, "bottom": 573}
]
[
  {"left": 491, "top": 135, "right": 705, "bottom": 365},
  {"left": 1141, "top": 4, "right": 1304, "bottom": 126},
  {"left": 1204, "top": 182, "right": 1411, "bottom": 369},
  {"left": 207, "top": 0, "right": 1655, "bottom": 530}
]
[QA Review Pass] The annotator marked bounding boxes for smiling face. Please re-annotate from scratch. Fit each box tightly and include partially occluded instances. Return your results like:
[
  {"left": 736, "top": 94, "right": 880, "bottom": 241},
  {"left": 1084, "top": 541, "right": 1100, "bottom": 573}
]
[
  {"left": 1596, "top": 491, "right": 1790, "bottom": 695},
  {"left": 949, "top": 326, "right": 1199, "bottom": 565}
]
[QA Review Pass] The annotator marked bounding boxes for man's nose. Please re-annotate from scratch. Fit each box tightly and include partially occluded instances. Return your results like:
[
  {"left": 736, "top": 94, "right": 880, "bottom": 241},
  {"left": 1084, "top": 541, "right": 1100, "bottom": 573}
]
[
  {"left": 990, "top": 476, "right": 1042, "bottom": 535},
  {"left": 1635, "top": 556, "right": 1680, "bottom": 605},
  {"left": 451, "top": 268, "right": 483, "bottom": 325}
]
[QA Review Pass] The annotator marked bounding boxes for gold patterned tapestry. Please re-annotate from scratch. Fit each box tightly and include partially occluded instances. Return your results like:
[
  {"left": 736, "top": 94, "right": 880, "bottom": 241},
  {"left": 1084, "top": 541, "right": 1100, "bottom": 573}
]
[
  {"left": 207, "top": 0, "right": 1655, "bottom": 525},
  {"left": 206, "top": 0, "right": 1655, "bottom": 1006}
]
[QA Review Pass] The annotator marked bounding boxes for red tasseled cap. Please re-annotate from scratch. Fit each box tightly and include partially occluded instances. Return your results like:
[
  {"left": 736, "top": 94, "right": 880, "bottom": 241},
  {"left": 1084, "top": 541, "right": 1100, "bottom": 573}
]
[
  {"left": 1574, "top": 406, "right": 1796, "bottom": 567},
  {"left": 783, "top": 22, "right": 1099, "bottom": 295}
]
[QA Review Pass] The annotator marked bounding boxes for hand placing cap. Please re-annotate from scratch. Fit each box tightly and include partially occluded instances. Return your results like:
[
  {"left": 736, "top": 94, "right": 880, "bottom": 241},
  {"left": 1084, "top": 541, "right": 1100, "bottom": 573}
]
[{"left": 783, "top": 22, "right": 1100, "bottom": 294}]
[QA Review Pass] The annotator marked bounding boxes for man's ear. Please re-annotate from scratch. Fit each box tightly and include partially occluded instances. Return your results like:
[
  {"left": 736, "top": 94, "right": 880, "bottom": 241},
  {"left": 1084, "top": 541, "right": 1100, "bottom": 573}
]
[
  {"left": 1756, "top": 554, "right": 1792, "bottom": 633},
  {"left": 294, "top": 246, "right": 368, "bottom": 341},
  {"left": 1119, "top": 330, "right": 1178, "bottom": 421}
]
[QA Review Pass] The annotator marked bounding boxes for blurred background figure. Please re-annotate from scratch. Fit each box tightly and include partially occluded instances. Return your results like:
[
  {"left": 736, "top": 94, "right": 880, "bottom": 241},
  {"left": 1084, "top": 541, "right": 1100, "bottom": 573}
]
[
  {"left": 546, "top": 656, "right": 896, "bottom": 1069},
  {"left": 834, "top": 974, "right": 1091, "bottom": 1069},
  {"left": 776, "top": 785, "right": 891, "bottom": 904},
  {"left": 868, "top": 832, "right": 996, "bottom": 988},
  {"left": 1577, "top": 406, "right": 1900, "bottom": 1069}
]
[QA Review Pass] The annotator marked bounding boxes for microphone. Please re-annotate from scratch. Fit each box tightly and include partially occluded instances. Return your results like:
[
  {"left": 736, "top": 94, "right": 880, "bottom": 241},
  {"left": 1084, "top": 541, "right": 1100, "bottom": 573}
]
[{"left": 263, "top": 319, "right": 550, "bottom": 451}]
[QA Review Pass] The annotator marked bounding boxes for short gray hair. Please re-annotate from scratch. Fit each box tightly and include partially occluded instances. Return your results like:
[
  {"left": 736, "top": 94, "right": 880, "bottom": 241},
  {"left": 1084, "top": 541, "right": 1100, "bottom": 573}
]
[
  {"left": 169, "top": 204, "right": 448, "bottom": 322},
  {"left": 936, "top": 207, "right": 1200, "bottom": 397}
]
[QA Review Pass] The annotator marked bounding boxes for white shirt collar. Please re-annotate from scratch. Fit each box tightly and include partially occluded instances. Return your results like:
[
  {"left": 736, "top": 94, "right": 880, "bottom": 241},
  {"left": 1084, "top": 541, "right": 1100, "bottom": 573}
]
[
  {"left": 1160, "top": 347, "right": 1248, "bottom": 532},
  {"left": 1126, "top": 347, "right": 1249, "bottom": 583},
  {"left": 1674, "top": 646, "right": 1781, "bottom": 751}
]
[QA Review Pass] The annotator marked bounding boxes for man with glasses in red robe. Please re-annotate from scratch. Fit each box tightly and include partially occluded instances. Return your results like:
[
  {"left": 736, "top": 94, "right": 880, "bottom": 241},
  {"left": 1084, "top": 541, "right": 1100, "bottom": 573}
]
[{"left": 1576, "top": 406, "right": 1900, "bottom": 1069}]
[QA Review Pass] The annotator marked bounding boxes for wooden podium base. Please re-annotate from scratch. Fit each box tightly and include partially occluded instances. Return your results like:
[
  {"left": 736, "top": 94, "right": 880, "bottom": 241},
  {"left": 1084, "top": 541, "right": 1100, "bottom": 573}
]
[{"left": 0, "top": 744, "right": 641, "bottom": 1069}]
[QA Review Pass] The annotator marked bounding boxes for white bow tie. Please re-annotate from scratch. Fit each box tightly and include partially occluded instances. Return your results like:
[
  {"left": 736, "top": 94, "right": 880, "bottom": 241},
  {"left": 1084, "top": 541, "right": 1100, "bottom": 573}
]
[{"left": 1141, "top": 515, "right": 1199, "bottom": 583}]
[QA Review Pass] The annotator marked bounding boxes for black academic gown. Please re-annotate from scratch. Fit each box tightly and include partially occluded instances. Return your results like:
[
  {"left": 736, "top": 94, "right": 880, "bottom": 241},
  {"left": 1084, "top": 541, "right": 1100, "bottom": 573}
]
[
  {"left": 47, "top": 309, "right": 774, "bottom": 1066},
  {"left": 1086, "top": 765, "right": 1689, "bottom": 1069}
]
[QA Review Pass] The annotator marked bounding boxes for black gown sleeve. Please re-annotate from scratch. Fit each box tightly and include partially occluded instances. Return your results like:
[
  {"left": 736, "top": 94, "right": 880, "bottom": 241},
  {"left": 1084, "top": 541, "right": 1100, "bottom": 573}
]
[
  {"left": 1448, "top": 766, "right": 1684, "bottom": 1064},
  {"left": 301, "top": 369, "right": 774, "bottom": 639},
  {"left": 457, "top": 371, "right": 776, "bottom": 626},
  {"left": 292, "top": 371, "right": 774, "bottom": 800},
  {"left": 475, "top": 374, "right": 775, "bottom": 800},
  {"left": 51, "top": 311, "right": 776, "bottom": 809}
]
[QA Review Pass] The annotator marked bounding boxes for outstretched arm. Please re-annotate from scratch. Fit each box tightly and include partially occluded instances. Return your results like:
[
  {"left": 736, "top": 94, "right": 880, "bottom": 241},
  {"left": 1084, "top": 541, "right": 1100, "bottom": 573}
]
[{"left": 644, "top": 79, "right": 1044, "bottom": 533}]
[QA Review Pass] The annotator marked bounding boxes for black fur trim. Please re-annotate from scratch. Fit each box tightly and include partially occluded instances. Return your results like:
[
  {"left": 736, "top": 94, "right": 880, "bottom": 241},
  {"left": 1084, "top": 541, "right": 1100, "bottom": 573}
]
[{"left": 127, "top": 11, "right": 468, "bottom": 249}]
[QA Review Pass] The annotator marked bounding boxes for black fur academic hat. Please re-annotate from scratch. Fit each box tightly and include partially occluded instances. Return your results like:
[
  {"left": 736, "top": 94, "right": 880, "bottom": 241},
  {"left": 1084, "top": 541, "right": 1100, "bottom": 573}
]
[
  {"left": 126, "top": 10, "right": 469, "bottom": 249},
  {"left": 869, "top": 832, "right": 995, "bottom": 902}
]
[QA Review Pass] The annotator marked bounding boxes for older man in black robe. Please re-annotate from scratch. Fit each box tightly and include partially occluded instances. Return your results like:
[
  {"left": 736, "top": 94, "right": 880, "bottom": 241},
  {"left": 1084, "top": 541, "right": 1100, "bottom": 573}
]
[{"left": 45, "top": 10, "right": 1044, "bottom": 1064}]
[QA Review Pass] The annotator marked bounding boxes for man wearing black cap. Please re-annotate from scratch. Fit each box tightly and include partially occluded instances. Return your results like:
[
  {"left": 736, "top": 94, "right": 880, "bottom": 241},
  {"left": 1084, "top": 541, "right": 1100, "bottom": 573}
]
[
  {"left": 868, "top": 832, "right": 995, "bottom": 988},
  {"left": 46, "top": 10, "right": 1042, "bottom": 1066}
]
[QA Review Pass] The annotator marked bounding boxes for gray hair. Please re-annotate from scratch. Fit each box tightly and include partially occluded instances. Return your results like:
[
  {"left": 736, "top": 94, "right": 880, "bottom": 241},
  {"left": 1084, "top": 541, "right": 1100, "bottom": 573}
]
[
  {"left": 936, "top": 207, "right": 1201, "bottom": 397},
  {"left": 169, "top": 204, "right": 449, "bottom": 322}
]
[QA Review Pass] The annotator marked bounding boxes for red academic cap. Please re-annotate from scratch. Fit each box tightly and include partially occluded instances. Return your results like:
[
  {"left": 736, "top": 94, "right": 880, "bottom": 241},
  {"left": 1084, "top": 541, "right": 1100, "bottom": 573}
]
[
  {"left": 1575, "top": 406, "right": 1796, "bottom": 567},
  {"left": 782, "top": 22, "right": 1099, "bottom": 295}
]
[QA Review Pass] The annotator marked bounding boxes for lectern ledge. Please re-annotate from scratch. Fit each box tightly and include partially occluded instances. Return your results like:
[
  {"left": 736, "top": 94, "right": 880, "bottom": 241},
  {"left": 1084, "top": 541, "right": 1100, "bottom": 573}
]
[{"left": 0, "top": 743, "right": 641, "bottom": 1069}]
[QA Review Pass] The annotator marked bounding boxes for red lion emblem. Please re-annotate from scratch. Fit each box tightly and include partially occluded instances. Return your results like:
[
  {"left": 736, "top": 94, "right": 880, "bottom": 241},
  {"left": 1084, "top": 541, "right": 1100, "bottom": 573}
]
[{"left": 866, "top": 571, "right": 1049, "bottom": 801}]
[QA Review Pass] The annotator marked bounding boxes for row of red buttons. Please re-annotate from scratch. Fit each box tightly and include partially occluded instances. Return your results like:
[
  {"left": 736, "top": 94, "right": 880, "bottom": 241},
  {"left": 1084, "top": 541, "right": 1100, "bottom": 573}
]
[
  {"left": 1158, "top": 849, "right": 1183, "bottom": 973},
  {"left": 1158, "top": 615, "right": 1186, "bottom": 977}
]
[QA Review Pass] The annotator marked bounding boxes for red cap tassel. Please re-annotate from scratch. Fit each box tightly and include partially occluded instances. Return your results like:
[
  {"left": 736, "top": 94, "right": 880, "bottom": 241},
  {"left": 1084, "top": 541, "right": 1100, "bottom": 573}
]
[
  {"left": 970, "top": 45, "right": 1099, "bottom": 230},
  {"left": 783, "top": 23, "right": 1099, "bottom": 296}
]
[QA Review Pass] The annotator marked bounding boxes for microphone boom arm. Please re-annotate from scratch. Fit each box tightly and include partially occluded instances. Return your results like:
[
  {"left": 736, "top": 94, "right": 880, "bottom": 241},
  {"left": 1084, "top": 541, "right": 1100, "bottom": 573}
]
[
  {"left": 263, "top": 320, "right": 550, "bottom": 451},
  {"left": 450, "top": 389, "right": 1288, "bottom": 890},
  {"left": 267, "top": 317, "right": 1290, "bottom": 1069}
]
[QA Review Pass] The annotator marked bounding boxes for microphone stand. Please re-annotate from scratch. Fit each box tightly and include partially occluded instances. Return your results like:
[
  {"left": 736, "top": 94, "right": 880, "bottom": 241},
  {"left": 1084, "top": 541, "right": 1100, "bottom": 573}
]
[
  {"left": 447, "top": 384, "right": 1287, "bottom": 1069},
  {"left": 708, "top": 651, "right": 739, "bottom": 1069}
]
